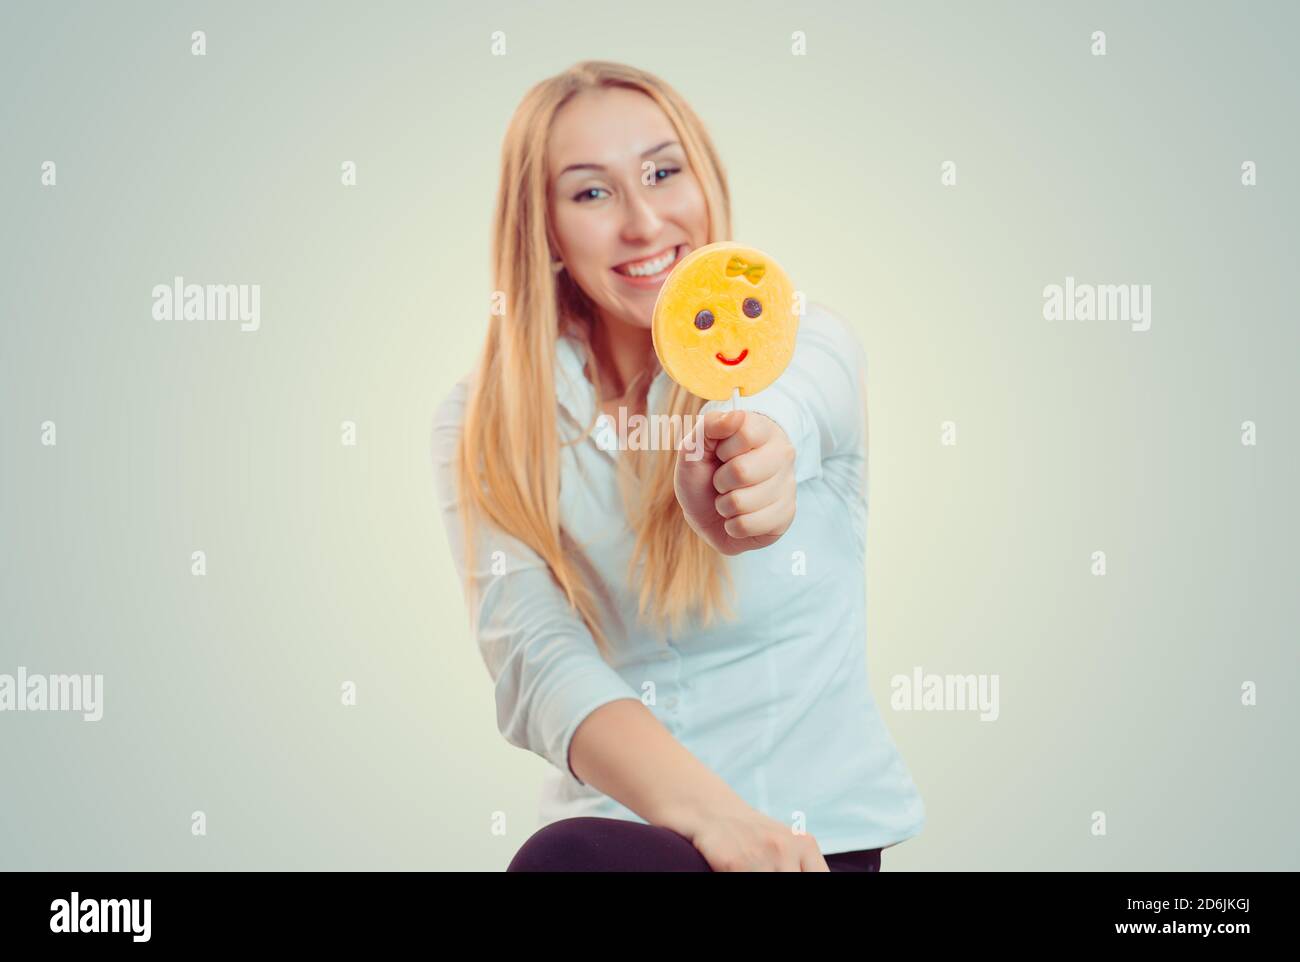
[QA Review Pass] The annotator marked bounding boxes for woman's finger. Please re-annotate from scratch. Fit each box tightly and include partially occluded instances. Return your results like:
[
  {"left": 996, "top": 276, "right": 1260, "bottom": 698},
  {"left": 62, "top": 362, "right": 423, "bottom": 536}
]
[
  {"left": 714, "top": 411, "right": 776, "bottom": 463},
  {"left": 714, "top": 471, "right": 783, "bottom": 519},
  {"left": 723, "top": 495, "right": 795, "bottom": 540},
  {"left": 800, "top": 845, "right": 831, "bottom": 872},
  {"left": 712, "top": 442, "right": 788, "bottom": 494}
]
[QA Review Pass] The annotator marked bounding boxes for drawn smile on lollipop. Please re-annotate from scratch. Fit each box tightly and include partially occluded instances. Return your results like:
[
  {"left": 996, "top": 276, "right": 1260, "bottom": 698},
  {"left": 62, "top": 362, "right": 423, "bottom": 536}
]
[{"left": 716, "top": 349, "right": 748, "bottom": 366}]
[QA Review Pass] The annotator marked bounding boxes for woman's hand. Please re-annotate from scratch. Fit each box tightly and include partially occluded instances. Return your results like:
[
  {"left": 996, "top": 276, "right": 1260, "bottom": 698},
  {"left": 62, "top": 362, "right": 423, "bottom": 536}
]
[
  {"left": 674, "top": 410, "right": 797, "bottom": 556},
  {"left": 684, "top": 804, "right": 830, "bottom": 872}
]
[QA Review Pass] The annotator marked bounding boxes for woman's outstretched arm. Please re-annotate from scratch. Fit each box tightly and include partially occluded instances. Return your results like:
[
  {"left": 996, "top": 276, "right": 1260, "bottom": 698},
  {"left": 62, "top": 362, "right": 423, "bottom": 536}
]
[
  {"left": 673, "top": 303, "right": 868, "bottom": 557},
  {"left": 699, "top": 302, "right": 868, "bottom": 486}
]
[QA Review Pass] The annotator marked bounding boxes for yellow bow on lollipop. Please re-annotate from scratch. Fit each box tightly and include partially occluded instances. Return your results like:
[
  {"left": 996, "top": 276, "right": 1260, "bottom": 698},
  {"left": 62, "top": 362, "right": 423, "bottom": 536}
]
[{"left": 725, "top": 255, "right": 766, "bottom": 285}]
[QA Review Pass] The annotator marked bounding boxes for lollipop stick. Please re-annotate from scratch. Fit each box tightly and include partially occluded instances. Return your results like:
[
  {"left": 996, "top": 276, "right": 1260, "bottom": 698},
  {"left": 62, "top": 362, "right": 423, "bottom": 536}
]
[{"left": 730, "top": 387, "right": 739, "bottom": 412}]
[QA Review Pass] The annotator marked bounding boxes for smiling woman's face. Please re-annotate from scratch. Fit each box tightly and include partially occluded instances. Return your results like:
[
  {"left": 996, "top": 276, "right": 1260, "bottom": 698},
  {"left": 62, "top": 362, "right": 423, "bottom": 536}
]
[{"left": 547, "top": 86, "right": 709, "bottom": 330}]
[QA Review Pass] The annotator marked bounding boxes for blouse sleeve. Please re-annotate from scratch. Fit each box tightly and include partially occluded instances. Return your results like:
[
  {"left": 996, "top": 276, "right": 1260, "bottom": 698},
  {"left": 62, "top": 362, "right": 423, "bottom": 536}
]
[
  {"left": 431, "top": 380, "right": 641, "bottom": 785},
  {"left": 699, "top": 302, "right": 868, "bottom": 484}
]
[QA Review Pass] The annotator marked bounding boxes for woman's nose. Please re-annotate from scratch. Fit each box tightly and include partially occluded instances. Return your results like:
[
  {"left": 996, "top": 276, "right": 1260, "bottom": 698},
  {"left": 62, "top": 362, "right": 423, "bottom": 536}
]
[{"left": 620, "top": 184, "right": 664, "bottom": 241}]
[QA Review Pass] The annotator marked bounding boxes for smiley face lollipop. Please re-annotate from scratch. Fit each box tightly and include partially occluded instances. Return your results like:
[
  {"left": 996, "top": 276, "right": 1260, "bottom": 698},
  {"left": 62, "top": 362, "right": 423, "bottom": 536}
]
[{"left": 651, "top": 242, "right": 797, "bottom": 403}]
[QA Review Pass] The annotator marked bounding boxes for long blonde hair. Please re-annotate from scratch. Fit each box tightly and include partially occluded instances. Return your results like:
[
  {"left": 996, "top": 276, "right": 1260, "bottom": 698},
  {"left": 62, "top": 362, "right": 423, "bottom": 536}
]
[{"left": 456, "top": 61, "right": 735, "bottom": 656}]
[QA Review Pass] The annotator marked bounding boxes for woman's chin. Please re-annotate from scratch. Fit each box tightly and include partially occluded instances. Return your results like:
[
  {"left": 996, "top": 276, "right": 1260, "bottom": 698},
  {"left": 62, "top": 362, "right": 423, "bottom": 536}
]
[
  {"left": 600, "top": 297, "right": 655, "bottom": 331},
  {"left": 626, "top": 311, "right": 655, "bottom": 331}
]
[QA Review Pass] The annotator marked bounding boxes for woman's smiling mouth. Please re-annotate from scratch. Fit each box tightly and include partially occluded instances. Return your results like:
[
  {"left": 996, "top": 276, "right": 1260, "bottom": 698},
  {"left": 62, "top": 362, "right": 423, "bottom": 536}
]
[
  {"left": 611, "top": 244, "right": 684, "bottom": 287},
  {"left": 716, "top": 349, "right": 748, "bottom": 366}
]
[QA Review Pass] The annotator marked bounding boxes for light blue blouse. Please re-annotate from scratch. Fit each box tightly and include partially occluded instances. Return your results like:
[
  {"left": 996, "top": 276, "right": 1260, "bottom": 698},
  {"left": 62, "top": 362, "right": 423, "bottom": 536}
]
[{"left": 431, "top": 302, "right": 925, "bottom": 854}]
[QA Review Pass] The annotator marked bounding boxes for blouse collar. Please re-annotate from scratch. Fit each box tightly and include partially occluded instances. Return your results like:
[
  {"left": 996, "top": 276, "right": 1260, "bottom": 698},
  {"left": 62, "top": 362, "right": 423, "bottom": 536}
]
[{"left": 554, "top": 332, "right": 675, "bottom": 427}]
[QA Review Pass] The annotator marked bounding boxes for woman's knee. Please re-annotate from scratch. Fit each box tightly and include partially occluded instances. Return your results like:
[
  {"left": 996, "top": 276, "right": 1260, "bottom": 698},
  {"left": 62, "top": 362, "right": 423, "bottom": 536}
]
[
  {"left": 506, "top": 817, "right": 610, "bottom": 872},
  {"left": 506, "top": 816, "right": 708, "bottom": 872}
]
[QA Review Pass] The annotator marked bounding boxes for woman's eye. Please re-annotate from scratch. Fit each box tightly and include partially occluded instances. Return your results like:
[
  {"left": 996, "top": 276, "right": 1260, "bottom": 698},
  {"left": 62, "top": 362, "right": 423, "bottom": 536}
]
[
  {"left": 654, "top": 166, "right": 681, "bottom": 183},
  {"left": 742, "top": 297, "right": 762, "bottom": 318},
  {"left": 574, "top": 187, "right": 610, "bottom": 203}
]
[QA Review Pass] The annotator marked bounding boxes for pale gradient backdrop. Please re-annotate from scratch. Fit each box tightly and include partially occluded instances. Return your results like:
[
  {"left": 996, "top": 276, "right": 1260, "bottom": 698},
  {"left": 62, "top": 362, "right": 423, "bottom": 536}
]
[{"left": 1, "top": 1, "right": 1296, "bottom": 870}]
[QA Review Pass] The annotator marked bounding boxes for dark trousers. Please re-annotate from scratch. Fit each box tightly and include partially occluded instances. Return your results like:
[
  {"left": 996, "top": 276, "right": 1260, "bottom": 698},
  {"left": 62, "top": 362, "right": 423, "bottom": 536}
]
[{"left": 507, "top": 816, "right": 882, "bottom": 872}]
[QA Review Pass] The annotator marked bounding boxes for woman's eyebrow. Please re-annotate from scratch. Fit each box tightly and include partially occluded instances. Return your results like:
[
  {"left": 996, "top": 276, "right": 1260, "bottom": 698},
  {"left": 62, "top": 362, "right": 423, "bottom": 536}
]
[{"left": 556, "top": 139, "right": 681, "bottom": 178}]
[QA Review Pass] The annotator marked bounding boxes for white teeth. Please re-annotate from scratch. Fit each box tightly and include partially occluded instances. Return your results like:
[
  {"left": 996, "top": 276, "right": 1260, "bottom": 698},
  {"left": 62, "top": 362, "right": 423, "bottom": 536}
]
[{"left": 622, "top": 247, "right": 677, "bottom": 277}]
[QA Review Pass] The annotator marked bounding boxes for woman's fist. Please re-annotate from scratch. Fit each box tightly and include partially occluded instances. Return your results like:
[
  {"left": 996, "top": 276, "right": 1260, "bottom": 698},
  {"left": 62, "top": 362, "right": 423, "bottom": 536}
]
[
  {"left": 674, "top": 409, "right": 797, "bottom": 556},
  {"left": 686, "top": 804, "right": 830, "bottom": 872}
]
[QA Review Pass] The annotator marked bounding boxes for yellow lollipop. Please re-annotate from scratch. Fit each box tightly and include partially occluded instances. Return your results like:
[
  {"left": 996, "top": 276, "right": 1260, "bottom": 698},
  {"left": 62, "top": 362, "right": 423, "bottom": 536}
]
[{"left": 651, "top": 242, "right": 798, "bottom": 403}]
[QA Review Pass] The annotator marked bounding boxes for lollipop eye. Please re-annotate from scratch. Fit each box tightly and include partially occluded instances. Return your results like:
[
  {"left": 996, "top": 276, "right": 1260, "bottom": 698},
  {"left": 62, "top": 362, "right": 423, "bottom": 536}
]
[
  {"left": 694, "top": 309, "right": 715, "bottom": 330},
  {"left": 742, "top": 297, "right": 762, "bottom": 318}
]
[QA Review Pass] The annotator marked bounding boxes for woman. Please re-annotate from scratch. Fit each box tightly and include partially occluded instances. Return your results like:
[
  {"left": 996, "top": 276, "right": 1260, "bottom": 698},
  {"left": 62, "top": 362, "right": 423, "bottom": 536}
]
[{"left": 432, "top": 61, "right": 924, "bottom": 872}]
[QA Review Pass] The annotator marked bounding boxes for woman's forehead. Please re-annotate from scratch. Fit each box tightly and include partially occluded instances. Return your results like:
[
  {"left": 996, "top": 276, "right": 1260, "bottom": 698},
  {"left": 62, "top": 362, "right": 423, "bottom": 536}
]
[{"left": 548, "top": 88, "right": 678, "bottom": 174}]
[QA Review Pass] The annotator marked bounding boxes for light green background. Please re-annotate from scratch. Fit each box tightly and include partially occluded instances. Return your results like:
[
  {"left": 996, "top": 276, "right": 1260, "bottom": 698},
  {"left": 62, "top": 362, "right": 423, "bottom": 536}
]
[{"left": 1, "top": 1, "right": 1296, "bottom": 870}]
